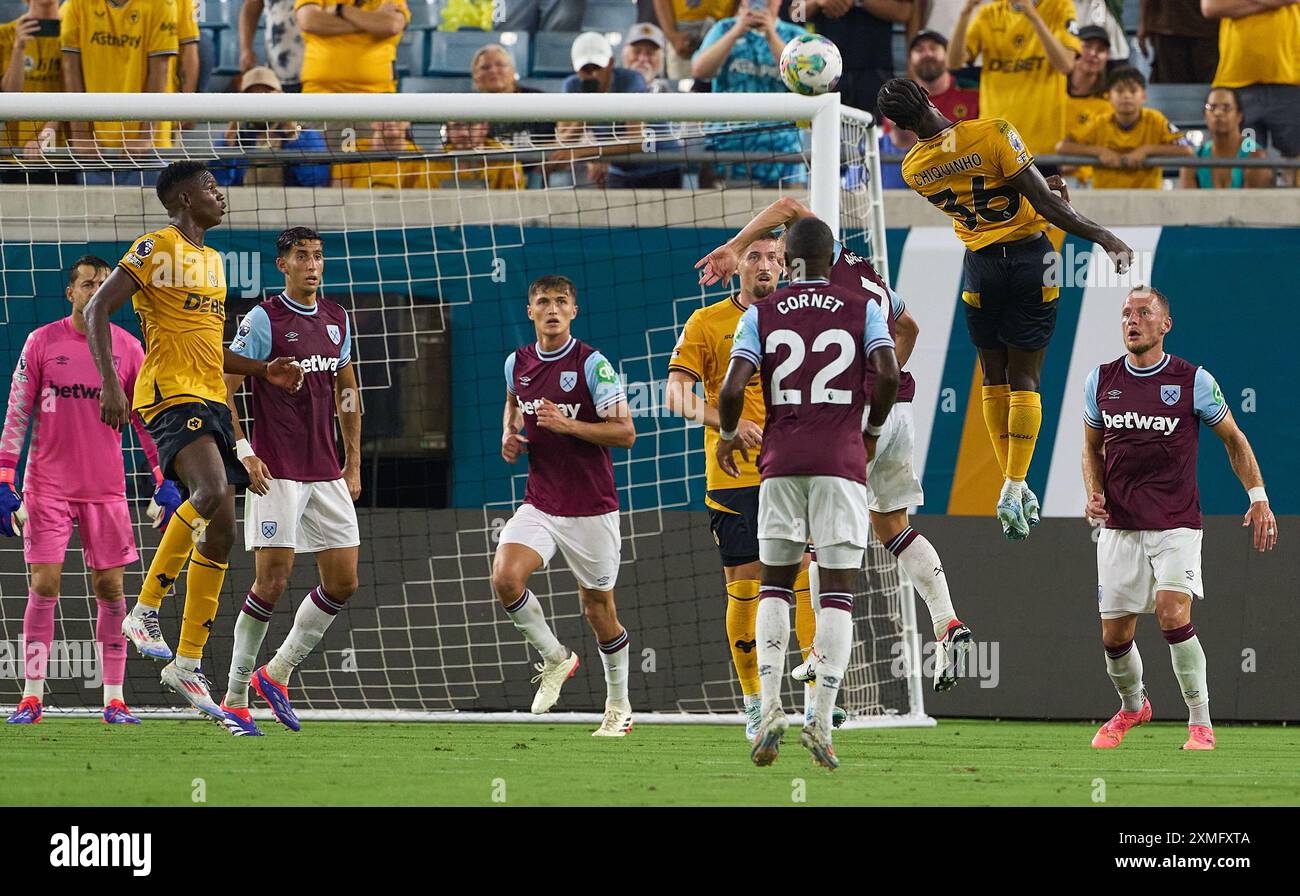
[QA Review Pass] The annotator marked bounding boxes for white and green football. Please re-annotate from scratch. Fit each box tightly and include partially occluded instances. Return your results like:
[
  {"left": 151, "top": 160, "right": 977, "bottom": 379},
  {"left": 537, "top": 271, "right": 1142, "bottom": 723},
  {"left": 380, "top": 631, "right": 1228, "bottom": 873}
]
[{"left": 779, "top": 34, "right": 843, "bottom": 96}]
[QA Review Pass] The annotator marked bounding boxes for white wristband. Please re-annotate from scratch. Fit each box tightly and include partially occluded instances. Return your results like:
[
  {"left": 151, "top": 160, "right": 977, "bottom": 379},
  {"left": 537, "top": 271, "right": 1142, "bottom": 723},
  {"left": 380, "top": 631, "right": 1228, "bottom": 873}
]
[
  {"left": 719, "top": 427, "right": 738, "bottom": 442},
  {"left": 1247, "top": 486, "right": 1268, "bottom": 504},
  {"left": 235, "top": 438, "right": 255, "bottom": 460},
  {"left": 865, "top": 422, "right": 884, "bottom": 438}
]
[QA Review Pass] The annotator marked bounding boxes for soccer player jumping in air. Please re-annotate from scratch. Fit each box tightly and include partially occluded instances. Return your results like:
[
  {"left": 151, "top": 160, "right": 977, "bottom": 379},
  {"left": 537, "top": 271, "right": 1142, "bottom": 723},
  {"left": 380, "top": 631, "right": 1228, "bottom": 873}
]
[
  {"left": 85, "top": 161, "right": 303, "bottom": 721},
  {"left": 1083, "top": 286, "right": 1276, "bottom": 752},
  {"left": 717, "top": 218, "right": 900, "bottom": 770},
  {"left": 698, "top": 197, "right": 973, "bottom": 691},
  {"left": 219, "top": 228, "right": 362, "bottom": 736},
  {"left": 2, "top": 256, "right": 182, "bottom": 725},
  {"left": 493, "top": 275, "right": 637, "bottom": 737},
  {"left": 878, "top": 77, "right": 1133, "bottom": 540}
]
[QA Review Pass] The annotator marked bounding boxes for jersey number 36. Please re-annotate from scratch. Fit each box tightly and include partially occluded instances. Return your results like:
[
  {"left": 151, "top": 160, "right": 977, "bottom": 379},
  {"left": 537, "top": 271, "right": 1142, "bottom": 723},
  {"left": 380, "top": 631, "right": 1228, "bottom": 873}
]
[{"left": 926, "top": 176, "right": 1022, "bottom": 231}]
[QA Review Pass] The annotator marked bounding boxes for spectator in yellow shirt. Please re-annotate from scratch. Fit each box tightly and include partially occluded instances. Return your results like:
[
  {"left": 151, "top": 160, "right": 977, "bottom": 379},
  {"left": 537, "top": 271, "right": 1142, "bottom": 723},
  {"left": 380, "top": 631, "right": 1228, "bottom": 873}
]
[
  {"left": 1202, "top": 0, "right": 1299, "bottom": 186},
  {"left": 0, "top": 0, "right": 63, "bottom": 163},
  {"left": 332, "top": 119, "right": 429, "bottom": 188},
  {"left": 949, "top": 0, "right": 1081, "bottom": 172},
  {"left": 1063, "top": 24, "right": 1112, "bottom": 185},
  {"left": 655, "top": 0, "right": 734, "bottom": 80},
  {"left": 1057, "top": 66, "right": 1192, "bottom": 189},
  {"left": 427, "top": 121, "right": 524, "bottom": 190},
  {"left": 295, "top": 0, "right": 408, "bottom": 93}
]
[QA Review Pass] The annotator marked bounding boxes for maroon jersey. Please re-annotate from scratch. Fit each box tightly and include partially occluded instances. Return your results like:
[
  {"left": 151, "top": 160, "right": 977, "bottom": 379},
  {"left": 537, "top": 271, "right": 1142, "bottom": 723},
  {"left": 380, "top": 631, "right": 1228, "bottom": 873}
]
[
  {"left": 1085, "top": 353, "right": 1229, "bottom": 531},
  {"left": 230, "top": 293, "right": 352, "bottom": 482},
  {"left": 829, "top": 243, "right": 917, "bottom": 403},
  {"left": 506, "top": 337, "right": 624, "bottom": 517},
  {"left": 732, "top": 280, "right": 894, "bottom": 484}
]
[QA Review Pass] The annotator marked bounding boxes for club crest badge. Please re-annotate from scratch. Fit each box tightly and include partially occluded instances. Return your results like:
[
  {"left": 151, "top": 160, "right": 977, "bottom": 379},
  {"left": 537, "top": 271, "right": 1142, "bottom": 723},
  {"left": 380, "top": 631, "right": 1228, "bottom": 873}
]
[
  {"left": 1160, "top": 385, "right": 1181, "bottom": 406},
  {"left": 327, "top": 324, "right": 341, "bottom": 345},
  {"left": 560, "top": 371, "right": 577, "bottom": 392},
  {"left": 262, "top": 521, "right": 278, "bottom": 538}
]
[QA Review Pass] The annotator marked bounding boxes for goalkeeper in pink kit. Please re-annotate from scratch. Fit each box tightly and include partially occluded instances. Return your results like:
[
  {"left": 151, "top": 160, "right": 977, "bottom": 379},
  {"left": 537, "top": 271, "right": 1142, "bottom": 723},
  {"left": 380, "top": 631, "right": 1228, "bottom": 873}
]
[{"left": 2, "top": 256, "right": 183, "bottom": 724}]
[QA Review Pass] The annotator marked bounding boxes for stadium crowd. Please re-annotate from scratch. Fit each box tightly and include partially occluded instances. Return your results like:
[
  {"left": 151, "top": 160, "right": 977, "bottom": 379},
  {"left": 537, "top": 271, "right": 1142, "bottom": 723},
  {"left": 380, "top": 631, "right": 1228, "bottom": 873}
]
[{"left": 0, "top": 0, "right": 1295, "bottom": 187}]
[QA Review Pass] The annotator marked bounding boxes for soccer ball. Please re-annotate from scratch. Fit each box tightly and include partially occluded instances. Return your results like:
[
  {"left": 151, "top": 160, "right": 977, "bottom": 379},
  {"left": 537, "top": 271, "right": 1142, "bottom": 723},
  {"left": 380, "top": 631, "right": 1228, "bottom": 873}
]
[{"left": 779, "top": 34, "right": 843, "bottom": 96}]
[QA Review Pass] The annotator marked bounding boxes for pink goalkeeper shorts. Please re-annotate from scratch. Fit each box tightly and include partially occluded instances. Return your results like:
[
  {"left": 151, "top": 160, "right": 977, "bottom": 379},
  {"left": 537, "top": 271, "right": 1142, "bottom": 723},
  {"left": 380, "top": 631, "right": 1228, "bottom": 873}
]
[{"left": 21, "top": 492, "right": 138, "bottom": 570}]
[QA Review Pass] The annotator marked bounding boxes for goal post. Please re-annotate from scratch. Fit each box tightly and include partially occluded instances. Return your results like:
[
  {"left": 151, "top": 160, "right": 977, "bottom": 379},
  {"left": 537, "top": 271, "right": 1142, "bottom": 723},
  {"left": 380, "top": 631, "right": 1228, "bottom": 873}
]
[{"left": 0, "top": 91, "right": 929, "bottom": 728}]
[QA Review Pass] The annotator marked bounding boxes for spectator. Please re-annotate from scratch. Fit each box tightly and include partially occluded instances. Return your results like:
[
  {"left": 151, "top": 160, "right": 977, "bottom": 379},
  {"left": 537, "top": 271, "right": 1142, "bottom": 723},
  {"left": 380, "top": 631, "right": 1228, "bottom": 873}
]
[
  {"left": 554, "top": 32, "right": 683, "bottom": 188},
  {"left": 655, "top": 0, "right": 734, "bottom": 81},
  {"left": 471, "top": 44, "right": 556, "bottom": 146},
  {"left": 1064, "top": 24, "right": 1112, "bottom": 185},
  {"left": 0, "top": 0, "right": 62, "bottom": 162},
  {"left": 1137, "top": 0, "right": 1218, "bottom": 83},
  {"left": 333, "top": 119, "right": 433, "bottom": 188},
  {"left": 783, "top": 0, "right": 912, "bottom": 121},
  {"left": 622, "top": 21, "right": 674, "bottom": 92},
  {"left": 1057, "top": 65, "right": 1192, "bottom": 188},
  {"left": 240, "top": 0, "right": 306, "bottom": 91},
  {"left": 497, "top": 0, "right": 588, "bottom": 31},
  {"left": 295, "top": 0, "right": 408, "bottom": 93},
  {"left": 909, "top": 29, "right": 978, "bottom": 121},
  {"left": 172, "top": 0, "right": 199, "bottom": 93},
  {"left": 908, "top": 0, "right": 968, "bottom": 41},
  {"left": 693, "top": 1, "right": 807, "bottom": 186},
  {"left": 427, "top": 121, "right": 525, "bottom": 189},
  {"left": 212, "top": 66, "right": 330, "bottom": 187},
  {"left": 60, "top": 0, "right": 178, "bottom": 173},
  {"left": 949, "top": 0, "right": 1080, "bottom": 171},
  {"left": 1074, "top": 0, "right": 1127, "bottom": 60},
  {"left": 1180, "top": 86, "right": 1273, "bottom": 188},
  {"left": 1203, "top": 0, "right": 1299, "bottom": 187}
]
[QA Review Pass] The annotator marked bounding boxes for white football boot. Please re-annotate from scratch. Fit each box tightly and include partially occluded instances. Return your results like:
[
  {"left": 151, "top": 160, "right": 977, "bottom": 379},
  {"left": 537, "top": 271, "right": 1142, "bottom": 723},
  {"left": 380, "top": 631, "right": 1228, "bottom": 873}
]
[{"left": 529, "top": 650, "right": 580, "bottom": 714}]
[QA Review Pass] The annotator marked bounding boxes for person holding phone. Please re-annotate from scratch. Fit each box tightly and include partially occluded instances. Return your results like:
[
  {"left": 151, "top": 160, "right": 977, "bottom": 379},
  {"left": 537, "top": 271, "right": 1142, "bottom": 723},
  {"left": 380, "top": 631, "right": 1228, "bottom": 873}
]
[{"left": 0, "top": 0, "right": 63, "bottom": 164}]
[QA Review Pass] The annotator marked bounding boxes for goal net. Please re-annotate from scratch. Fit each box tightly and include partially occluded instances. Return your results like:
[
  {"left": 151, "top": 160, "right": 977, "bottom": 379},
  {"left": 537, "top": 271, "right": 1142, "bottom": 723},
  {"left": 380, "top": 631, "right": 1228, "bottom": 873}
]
[{"left": 0, "top": 92, "right": 928, "bottom": 727}]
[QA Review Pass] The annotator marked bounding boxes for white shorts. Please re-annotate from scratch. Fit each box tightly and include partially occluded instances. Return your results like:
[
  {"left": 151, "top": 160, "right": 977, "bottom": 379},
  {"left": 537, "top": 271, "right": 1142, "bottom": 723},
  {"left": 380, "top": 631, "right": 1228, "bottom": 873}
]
[
  {"left": 498, "top": 503, "right": 622, "bottom": 591},
  {"left": 1097, "top": 527, "right": 1204, "bottom": 619},
  {"left": 758, "top": 476, "right": 869, "bottom": 569},
  {"left": 864, "top": 402, "right": 924, "bottom": 513},
  {"left": 244, "top": 477, "right": 360, "bottom": 553}
]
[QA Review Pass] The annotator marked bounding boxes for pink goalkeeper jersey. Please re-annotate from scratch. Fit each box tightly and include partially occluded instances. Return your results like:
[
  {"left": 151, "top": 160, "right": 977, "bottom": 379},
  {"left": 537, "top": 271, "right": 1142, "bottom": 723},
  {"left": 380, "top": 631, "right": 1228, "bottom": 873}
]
[{"left": 1, "top": 317, "right": 160, "bottom": 502}]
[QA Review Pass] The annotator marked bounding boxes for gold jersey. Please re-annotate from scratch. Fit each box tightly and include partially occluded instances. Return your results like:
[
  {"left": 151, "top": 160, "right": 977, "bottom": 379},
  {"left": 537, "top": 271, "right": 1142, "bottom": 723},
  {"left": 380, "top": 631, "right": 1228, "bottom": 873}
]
[
  {"left": 0, "top": 19, "right": 62, "bottom": 148},
  {"left": 118, "top": 224, "right": 228, "bottom": 420},
  {"left": 669, "top": 295, "right": 766, "bottom": 495},
  {"left": 1069, "top": 107, "right": 1184, "bottom": 190},
  {"left": 1214, "top": 4, "right": 1300, "bottom": 88},
  {"left": 902, "top": 118, "right": 1049, "bottom": 251},
  {"left": 297, "top": 0, "right": 410, "bottom": 93}
]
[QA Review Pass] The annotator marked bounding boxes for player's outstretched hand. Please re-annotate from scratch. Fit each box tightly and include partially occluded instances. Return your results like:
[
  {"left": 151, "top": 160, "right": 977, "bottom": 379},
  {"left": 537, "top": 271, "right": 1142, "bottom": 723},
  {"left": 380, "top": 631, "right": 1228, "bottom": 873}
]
[
  {"left": 736, "top": 418, "right": 763, "bottom": 450},
  {"left": 695, "top": 244, "right": 739, "bottom": 287},
  {"left": 1085, "top": 491, "right": 1108, "bottom": 525},
  {"left": 1243, "top": 499, "right": 1277, "bottom": 552},
  {"left": 266, "top": 357, "right": 304, "bottom": 393},
  {"left": 1101, "top": 236, "right": 1133, "bottom": 275},
  {"left": 242, "top": 455, "right": 274, "bottom": 497},
  {"left": 99, "top": 380, "right": 130, "bottom": 429},
  {"left": 715, "top": 437, "right": 748, "bottom": 479},
  {"left": 147, "top": 480, "right": 183, "bottom": 530},
  {"left": 0, "top": 481, "right": 27, "bottom": 537},
  {"left": 535, "top": 399, "right": 574, "bottom": 435},
  {"left": 502, "top": 431, "right": 528, "bottom": 463},
  {"left": 1045, "top": 174, "right": 1070, "bottom": 204}
]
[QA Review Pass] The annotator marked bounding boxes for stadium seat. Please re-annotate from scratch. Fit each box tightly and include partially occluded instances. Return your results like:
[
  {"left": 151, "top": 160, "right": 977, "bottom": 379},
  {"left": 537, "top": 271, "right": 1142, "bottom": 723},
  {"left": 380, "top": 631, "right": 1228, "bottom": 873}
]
[
  {"left": 1121, "top": 0, "right": 1140, "bottom": 28},
  {"left": 215, "top": 27, "right": 241, "bottom": 75},
  {"left": 424, "top": 30, "right": 529, "bottom": 77},
  {"left": 1146, "top": 83, "right": 1211, "bottom": 129},
  {"left": 582, "top": 0, "right": 637, "bottom": 33},
  {"left": 408, "top": 0, "right": 440, "bottom": 28},
  {"left": 0, "top": 0, "right": 25, "bottom": 22},
  {"left": 397, "top": 29, "right": 428, "bottom": 78},
  {"left": 200, "top": 0, "right": 234, "bottom": 25},
  {"left": 531, "top": 31, "right": 581, "bottom": 77},
  {"left": 401, "top": 76, "right": 475, "bottom": 93},
  {"left": 518, "top": 77, "right": 568, "bottom": 93}
]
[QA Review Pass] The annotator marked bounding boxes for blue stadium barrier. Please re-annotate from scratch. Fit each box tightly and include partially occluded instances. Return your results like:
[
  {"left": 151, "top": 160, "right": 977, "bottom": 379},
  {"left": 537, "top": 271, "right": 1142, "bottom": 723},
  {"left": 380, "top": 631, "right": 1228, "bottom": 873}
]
[
  {"left": 425, "top": 30, "right": 529, "bottom": 77},
  {"left": 582, "top": 0, "right": 637, "bottom": 33},
  {"left": 531, "top": 31, "right": 581, "bottom": 77}
]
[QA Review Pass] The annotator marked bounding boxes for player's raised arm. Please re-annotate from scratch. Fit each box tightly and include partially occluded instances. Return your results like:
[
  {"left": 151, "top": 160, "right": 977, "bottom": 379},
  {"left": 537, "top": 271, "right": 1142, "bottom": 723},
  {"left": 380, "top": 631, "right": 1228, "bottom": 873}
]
[
  {"left": 1007, "top": 164, "right": 1133, "bottom": 272},
  {"left": 1210, "top": 408, "right": 1276, "bottom": 552},
  {"left": 696, "top": 196, "right": 813, "bottom": 286},
  {"left": 862, "top": 301, "right": 900, "bottom": 460},
  {"left": 84, "top": 268, "right": 139, "bottom": 429},
  {"left": 223, "top": 348, "right": 304, "bottom": 393}
]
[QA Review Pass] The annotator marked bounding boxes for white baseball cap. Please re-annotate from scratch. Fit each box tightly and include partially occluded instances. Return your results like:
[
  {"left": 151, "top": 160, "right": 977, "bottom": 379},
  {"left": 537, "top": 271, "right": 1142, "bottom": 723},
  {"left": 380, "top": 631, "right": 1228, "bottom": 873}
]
[
  {"left": 625, "top": 22, "right": 666, "bottom": 49},
  {"left": 571, "top": 31, "right": 614, "bottom": 71}
]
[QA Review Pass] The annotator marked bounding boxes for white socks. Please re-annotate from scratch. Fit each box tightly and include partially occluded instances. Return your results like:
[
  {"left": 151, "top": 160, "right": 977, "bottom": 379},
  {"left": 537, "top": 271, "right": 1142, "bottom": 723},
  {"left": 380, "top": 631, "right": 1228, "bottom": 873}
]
[
  {"left": 504, "top": 589, "right": 566, "bottom": 665},
  {"left": 885, "top": 528, "right": 956, "bottom": 639},
  {"left": 1166, "top": 625, "right": 1210, "bottom": 727},
  {"left": 103, "top": 684, "right": 124, "bottom": 705},
  {"left": 812, "top": 594, "right": 854, "bottom": 730},
  {"left": 268, "top": 586, "right": 344, "bottom": 685},
  {"left": 598, "top": 630, "right": 630, "bottom": 705},
  {"left": 756, "top": 589, "right": 792, "bottom": 716},
  {"left": 1104, "top": 640, "right": 1145, "bottom": 712}
]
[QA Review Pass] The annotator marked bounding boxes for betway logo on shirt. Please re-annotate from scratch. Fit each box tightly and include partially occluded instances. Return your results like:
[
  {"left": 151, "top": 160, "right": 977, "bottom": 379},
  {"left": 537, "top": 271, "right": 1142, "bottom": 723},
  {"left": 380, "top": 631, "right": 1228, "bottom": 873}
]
[
  {"left": 1102, "top": 410, "right": 1181, "bottom": 434},
  {"left": 518, "top": 398, "right": 580, "bottom": 417},
  {"left": 298, "top": 354, "right": 341, "bottom": 374},
  {"left": 43, "top": 383, "right": 101, "bottom": 401}
]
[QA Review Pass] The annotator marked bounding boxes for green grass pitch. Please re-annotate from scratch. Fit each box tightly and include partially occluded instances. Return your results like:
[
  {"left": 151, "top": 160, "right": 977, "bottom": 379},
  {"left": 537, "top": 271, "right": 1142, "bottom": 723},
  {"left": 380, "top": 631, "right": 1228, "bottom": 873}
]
[{"left": 3, "top": 718, "right": 1297, "bottom": 806}]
